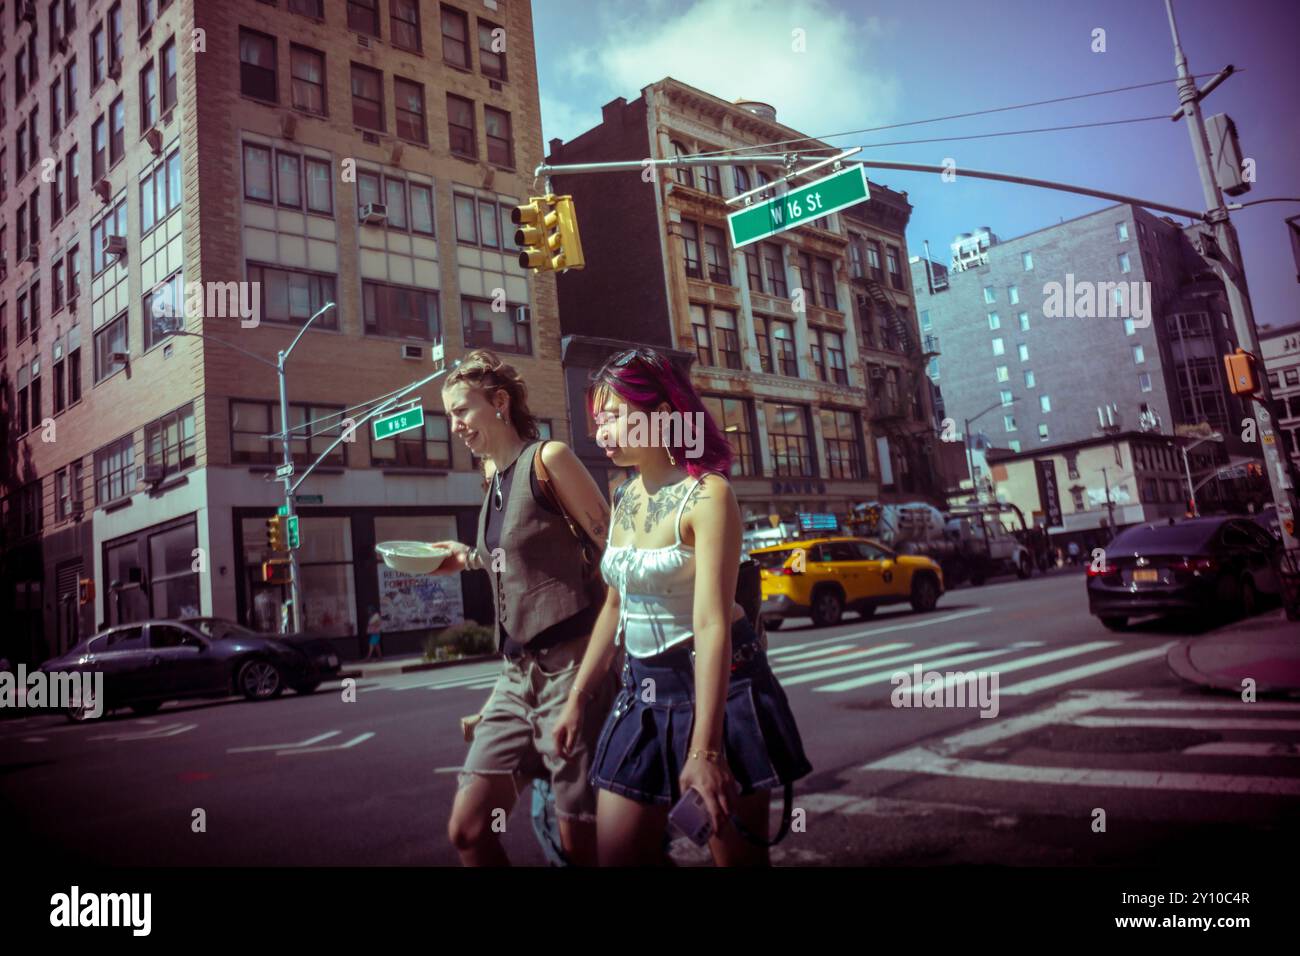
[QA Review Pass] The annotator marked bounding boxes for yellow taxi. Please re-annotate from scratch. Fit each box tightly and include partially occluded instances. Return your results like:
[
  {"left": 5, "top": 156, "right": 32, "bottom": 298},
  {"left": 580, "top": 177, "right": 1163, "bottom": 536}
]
[{"left": 751, "top": 536, "right": 944, "bottom": 629}]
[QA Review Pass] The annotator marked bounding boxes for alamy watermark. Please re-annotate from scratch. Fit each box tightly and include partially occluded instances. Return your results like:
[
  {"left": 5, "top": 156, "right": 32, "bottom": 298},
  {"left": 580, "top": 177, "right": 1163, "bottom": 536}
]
[
  {"left": 149, "top": 280, "right": 262, "bottom": 330},
  {"left": 1042, "top": 275, "right": 1151, "bottom": 328},
  {"left": 891, "top": 664, "right": 1000, "bottom": 718},
  {"left": 0, "top": 665, "right": 104, "bottom": 718},
  {"left": 594, "top": 405, "right": 706, "bottom": 459}
]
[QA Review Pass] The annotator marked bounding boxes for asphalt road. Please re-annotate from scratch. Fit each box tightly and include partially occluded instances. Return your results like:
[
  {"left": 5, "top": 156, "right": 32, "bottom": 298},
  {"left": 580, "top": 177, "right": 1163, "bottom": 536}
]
[{"left": 3, "top": 567, "right": 1297, "bottom": 866}]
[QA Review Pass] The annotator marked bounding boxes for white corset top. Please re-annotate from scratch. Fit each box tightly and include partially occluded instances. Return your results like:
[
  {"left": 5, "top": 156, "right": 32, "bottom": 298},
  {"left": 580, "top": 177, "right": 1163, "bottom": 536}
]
[{"left": 600, "top": 473, "right": 717, "bottom": 659}]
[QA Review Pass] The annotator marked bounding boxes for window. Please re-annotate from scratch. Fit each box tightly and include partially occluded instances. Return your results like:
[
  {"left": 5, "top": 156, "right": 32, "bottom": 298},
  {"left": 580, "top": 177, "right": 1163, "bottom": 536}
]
[
  {"left": 1139, "top": 372, "right": 1152, "bottom": 392},
  {"left": 50, "top": 76, "right": 63, "bottom": 136},
  {"left": 93, "top": 311, "right": 128, "bottom": 382},
  {"left": 671, "top": 140, "right": 693, "bottom": 188},
  {"left": 1117, "top": 222, "right": 1129, "bottom": 241},
  {"left": 702, "top": 225, "right": 730, "bottom": 284},
  {"left": 306, "top": 158, "right": 332, "bottom": 215},
  {"left": 1000, "top": 390, "right": 1013, "bottom": 406},
  {"left": 468, "top": 17, "right": 506, "bottom": 80},
  {"left": 700, "top": 163, "right": 721, "bottom": 196},
  {"left": 679, "top": 219, "right": 701, "bottom": 278},
  {"left": 484, "top": 105, "right": 512, "bottom": 167},
  {"left": 1018, "top": 312, "right": 1029, "bottom": 331},
  {"left": 886, "top": 246, "right": 903, "bottom": 290},
  {"left": 1119, "top": 252, "right": 1131, "bottom": 274},
  {"left": 1008, "top": 285, "right": 1019, "bottom": 305},
  {"left": 242, "top": 143, "right": 272, "bottom": 201},
  {"left": 145, "top": 404, "right": 196, "bottom": 477},
  {"left": 702, "top": 395, "right": 756, "bottom": 477},
  {"left": 384, "top": 177, "right": 407, "bottom": 228},
  {"left": 239, "top": 28, "right": 277, "bottom": 103},
  {"left": 796, "top": 253, "right": 814, "bottom": 301},
  {"left": 460, "top": 295, "right": 529, "bottom": 353},
  {"left": 55, "top": 461, "right": 83, "bottom": 519},
  {"left": 983, "top": 286, "right": 996, "bottom": 304},
  {"left": 109, "top": 95, "right": 125, "bottom": 165},
  {"left": 347, "top": 0, "right": 380, "bottom": 37},
  {"left": 350, "top": 63, "right": 384, "bottom": 131},
  {"left": 290, "top": 45, "right": 325, "bottom": 115},
  {"left": 991, "top": 337, "right": 1004, "bottom": 356},
  {"left": 988, "top": 312, "right": 1000, "bottom": 330},
  {"left": 248, "top": 264, "right": 337, "bottom": 328},
  {"left": 1004, "top": 414, "right": 1017, "bottom": 432},
  {"left": 814, "top": 257, "right": 837, "bottom": 308},
  {"left": 821, "top": 408, "right": 863, "bottom": 480},
  {"left": 384, "top": 76, "right": 428, "bottom": 144},
  {"left": 1071, "top": 487, "right": 1085, "bottom": 510},
  {"left": 90, "top": 199, "right": 127, "bottom": 276},
  {"left": 390, "top": 0, "right": 422, "bottom": 51},
  {"left": 734, "top": 165, "right": 751, "bottom": 195},
  {"left": 1022, "top": 251, "right": 1033, "bottom": 270},
  {"left": 370, "top": 416, "right": 451, "bottom": 468},
  {"left": 92, "top": 115, "right": 106, "bottom": 180},
  {"left": 456, "top": 190, "right": 508, "bottom": 246},
  {"left": 690, "top": 305, "right": 740, "bottom": 370},
  {"left": 276, "top": 151, "right": 301, "bottom": 208},
  {"left": 691, "top": 304, "right": 710, "bottom": 366},
  {"left": 93, "top": 433, "right": 135, "bottom": 504},
  {"left": 866, "top": 240, "right": 883, "bottom": 280},
  {"left": 1123, "top": 317, "right": 1136, "bottom": 336},
  {"left": 231, "top": 400, "right": 345, "bottom": 466},
  {"left": 1040, "top": 395, "right": 1051, "bottom": 412},
  {"left": 50, "top": 159, "right": 64, "bottom": 222},
  {"left": 744, "top": 246, "right": 763, "bottom": 293},
  {"left": 1133, "top": 344, "right": 1145, "bottom": 364},
  {"left": 996, "top": 366, "right": 1009, "bottom": 383},
  {"left": 139, "top": 60, "right": 157, "bottom": 131},
  {"left": 441, "top": 4, "right": 470, "bottom": 68},
  {"left": 762, "top": 243, "right": 786, "bottom": 297},
  {"left": 1066, "top": 454, "right": 1080, "bottom": 480},
  {"left": 52, "top": 259, "right": 65, "bottom": 311},
  {"left": 770, "top": 319, "right": 797, "bottom": 376},
  {"left": 160, "top": 39, "right": 177, "bottom": 113},
  {"left": 143, "top": 270, "right": 183, "bottom": 348},
  {"left": 67, "top": 245, "right": 80, "bottom": 302},
  {"left": 766, "top": 403, "right": 814, "bottom": 477},
  {"left": 1287, "top": 369, "right": 1300, "bottom": 387},
  {"left": 821, "top": 329, "right": 847, "bottom": 385},
  {"left": 1038, "top": 423, "right": 1049, "bottom": 442},
  {"left": 1018, "top": 343, "right": 1029, "bottom": 362},
  {"left": 91, "top": 24, "right": 106, "bottom": 87},
  {"left": 139, "top": 0, "right": 156, "bottom": 32},
  {"left": 446, "top": 93, "right": 475, "bottom": 157}
]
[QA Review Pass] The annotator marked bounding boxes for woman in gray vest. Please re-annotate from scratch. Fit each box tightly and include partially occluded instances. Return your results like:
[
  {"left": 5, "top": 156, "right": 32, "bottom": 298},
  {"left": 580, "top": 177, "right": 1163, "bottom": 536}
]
[{"left": 429, "top": 350, "right": 616, "bottom": 866}]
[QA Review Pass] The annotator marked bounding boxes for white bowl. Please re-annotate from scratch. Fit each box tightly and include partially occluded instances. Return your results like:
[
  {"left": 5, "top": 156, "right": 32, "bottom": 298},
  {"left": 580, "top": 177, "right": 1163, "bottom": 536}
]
[{"left": 375, "top": 541, "right": 452, "bottom": 574}]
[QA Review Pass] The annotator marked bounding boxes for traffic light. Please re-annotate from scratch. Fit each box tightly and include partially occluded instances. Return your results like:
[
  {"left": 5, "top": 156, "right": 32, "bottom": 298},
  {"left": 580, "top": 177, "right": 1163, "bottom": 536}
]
[
  {"left": 512, "top": 196, "right": 559, "bottom": 272},
  {"left": 551, "top": 196, "right": 585, "bottom": 272},
  {"left": 1224, "top": 348, "right": 1258, "bottom": 396},
  {"left": 262, "top": 558, "right": 292, "bottom": 585},
  {"left": 78, "top": 578, "right": 95, "bottom": 606},
  {"left": 266, "top": 515, "right": 287, "bottom": 551}
]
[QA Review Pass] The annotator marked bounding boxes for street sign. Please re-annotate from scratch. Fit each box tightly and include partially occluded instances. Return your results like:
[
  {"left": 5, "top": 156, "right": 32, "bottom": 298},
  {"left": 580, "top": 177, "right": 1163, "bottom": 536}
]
[
  {"left": 294, "top": 494, "right": 324, "bottom": 505},
  {"left": 727, "top": 165, "right": 870, "bottom": 249},
  {"left": 287, "top": 515, "right": 300, "bottom": 549},
  {"left": 277, "top": 505, "right": 289, "bottom": 517},
  {"left": 1174, "top": 422, "right": 1223, "bottom": 441},
  {"left": 275, "top": 462, "right": 295, "bottom": 479},
  {"left": 372, "top": 405, "right": 425, "bottom": 441}
]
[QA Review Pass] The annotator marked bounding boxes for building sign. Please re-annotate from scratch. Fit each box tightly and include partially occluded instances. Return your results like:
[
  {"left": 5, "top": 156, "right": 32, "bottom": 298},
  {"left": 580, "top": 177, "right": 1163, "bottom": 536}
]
[
  {"left": 1034, "top": 458, "right": 1064, "bottom": 528},
  {"left": 798, "top": 512, "right": 840, "bottom": 532},
  {"left": 377, "top": 565, "right": 464, "bottom": 632},
  {"left": 771, "top": 480, "right": 829, "bottom": 496}
]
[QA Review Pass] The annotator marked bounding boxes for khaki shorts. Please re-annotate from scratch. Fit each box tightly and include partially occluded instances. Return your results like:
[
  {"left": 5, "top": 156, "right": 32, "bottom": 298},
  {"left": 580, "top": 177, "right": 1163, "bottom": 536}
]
[{"left": 459, "top": 634, "right": 614, "bottom": 822}]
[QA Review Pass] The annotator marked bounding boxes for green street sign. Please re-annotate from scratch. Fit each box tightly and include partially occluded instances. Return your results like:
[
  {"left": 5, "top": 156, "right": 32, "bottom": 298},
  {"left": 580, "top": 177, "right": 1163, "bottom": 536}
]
[
  {"left": 277, "top": 505, "right": 289, "bottom": 516},
  {"left": 727, "top": 165, "right": 870, "bottom": 249},
  {"left": 287, "top": 515, "right": 300, "bottom": 549},
  {"left": 372, "top": 404, "right": 425, "bottom": 441}
]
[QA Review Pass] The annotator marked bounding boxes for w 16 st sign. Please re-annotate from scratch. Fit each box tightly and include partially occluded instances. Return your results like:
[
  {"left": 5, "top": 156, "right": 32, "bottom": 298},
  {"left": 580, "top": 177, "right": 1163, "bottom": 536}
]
[{"left": 727, "top": 165, "right": 870, "bottom": 249}]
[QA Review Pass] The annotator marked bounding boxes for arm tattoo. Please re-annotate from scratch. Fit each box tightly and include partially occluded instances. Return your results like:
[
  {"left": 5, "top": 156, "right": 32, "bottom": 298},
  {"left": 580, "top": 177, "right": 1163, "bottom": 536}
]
[
  {"left": 642, "top": 482, "right": 687, "bottom": 534},
  {"left": 585, "top": 510, "right": 609, "bottom": 541}
]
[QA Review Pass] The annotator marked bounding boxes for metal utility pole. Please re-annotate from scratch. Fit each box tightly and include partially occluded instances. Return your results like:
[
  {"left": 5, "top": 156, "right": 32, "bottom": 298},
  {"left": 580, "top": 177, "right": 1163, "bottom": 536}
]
[
  {"left": 1100, "top": 466, "right": 1117, "bottom": 538},
  {"left": 1165, "top": 0, "right": 1299, "bottom": 551}
]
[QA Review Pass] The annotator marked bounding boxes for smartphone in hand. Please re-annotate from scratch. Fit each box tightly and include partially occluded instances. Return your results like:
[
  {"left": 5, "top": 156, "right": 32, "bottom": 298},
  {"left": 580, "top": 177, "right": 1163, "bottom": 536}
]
[{"left": 668, "top": 787, "right": 713, "bottom": 847}]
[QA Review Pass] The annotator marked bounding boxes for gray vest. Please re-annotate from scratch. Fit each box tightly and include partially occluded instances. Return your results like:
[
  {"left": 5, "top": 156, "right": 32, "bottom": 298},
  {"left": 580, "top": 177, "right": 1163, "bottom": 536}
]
[{"left": 474, "top": 442, "right": 594, "bottom": 646}]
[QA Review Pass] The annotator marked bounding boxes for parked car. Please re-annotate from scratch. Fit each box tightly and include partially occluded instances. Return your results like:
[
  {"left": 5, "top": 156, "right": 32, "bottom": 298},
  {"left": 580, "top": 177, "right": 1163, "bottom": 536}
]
[
  {"left": 38, "top": 617, "right": 342, "bottom": 721},
  {"left": 1086, "top": 516, "right": 1281, "bottom": 631},
  {"left": 751, "top": 536, "right": 944, "bottom": 628}
]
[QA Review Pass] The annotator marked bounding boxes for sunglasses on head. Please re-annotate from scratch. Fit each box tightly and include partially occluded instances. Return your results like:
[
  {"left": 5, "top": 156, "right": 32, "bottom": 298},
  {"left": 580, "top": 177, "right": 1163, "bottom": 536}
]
[{"left": 608, "top": 348, "right": 668, "bottom": 370}]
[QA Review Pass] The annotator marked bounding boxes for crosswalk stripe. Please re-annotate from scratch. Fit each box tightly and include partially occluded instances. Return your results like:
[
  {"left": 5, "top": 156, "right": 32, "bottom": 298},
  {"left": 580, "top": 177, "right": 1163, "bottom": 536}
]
[
  {"left": 1103, "top": 698, "right": 1300, "bottom": 712},
  {"left": 764, "top": 607, "right": 994, "bottom": 657},
  {"left": 770, "top": 641, "right": 915, "bottom": 675},
  {"left": 997, "top": 644, "right": 1174, "bottom": 695},
  {"left": 776, "top": 642, "right": 976, "bottom": 686},
  {"left": 894, "top": 641, "right": 1119, "bottom": 699},
  {"left": 391, "top": 670, "right": 499, "bottom": 691},
  {"left": 1183, "top": 742, "right": 1300, "bottom": 757},
  {"left": 864, "top": 750, "right": 1300, "bottom": 796},
  {"left": 766, "top": 643, "right": 859, "bottom": 662},
  {"left": 808, "top": 646, "right": 1018, "bottom": 692},
  {"left": 1071, "top": 715, "right": 1300, "bottom": 732}
]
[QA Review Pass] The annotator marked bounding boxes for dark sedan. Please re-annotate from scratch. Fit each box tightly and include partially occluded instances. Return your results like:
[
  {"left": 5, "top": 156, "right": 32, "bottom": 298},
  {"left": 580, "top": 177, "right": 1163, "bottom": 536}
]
[
  {"left": 39, "top": 618, "right": 342, "bottom": 721},
  {"left": 1087, "top": 516, "right": 1281, "bottom": 631}
]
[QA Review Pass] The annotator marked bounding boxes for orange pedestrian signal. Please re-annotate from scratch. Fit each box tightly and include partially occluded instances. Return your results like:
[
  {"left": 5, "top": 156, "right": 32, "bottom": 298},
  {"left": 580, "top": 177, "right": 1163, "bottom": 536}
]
[
  {"left": 1223, "top": 348, "right": 1258, "bottom": 396},
  {"left": 262, "top": 559, "right": 292, "bottom": 584}
]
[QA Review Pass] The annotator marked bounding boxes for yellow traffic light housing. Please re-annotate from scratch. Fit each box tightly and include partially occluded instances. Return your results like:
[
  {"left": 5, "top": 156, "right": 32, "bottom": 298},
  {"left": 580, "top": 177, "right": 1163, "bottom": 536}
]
[
  {"left": 266, "top": 515, "right": 287, "bottom": 551},
  {"left": 1224, "top": 348, "right": 1258, "bottom": 395},
  {"left": 552, "top": 196, "right": 585, "bottom": 272},
  {"left": 262, "top": 558, "right": 292, "bottom": 585},
  {"left": 511, "top": 195, "right": 584, "bottom": 273}
]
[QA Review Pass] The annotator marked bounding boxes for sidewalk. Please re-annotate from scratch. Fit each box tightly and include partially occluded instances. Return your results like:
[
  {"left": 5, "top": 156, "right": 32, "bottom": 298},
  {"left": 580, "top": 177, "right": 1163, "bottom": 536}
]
[
  {"left": 1166, "top": 608, "right": 1300, "bottom": 696},
  {"left": 338, "top": 652, "right": 496, "bottom": 681}
]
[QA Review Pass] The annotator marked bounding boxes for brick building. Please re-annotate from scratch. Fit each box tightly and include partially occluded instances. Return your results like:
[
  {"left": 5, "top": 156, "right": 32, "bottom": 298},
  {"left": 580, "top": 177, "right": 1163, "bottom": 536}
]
[
  {"left": 1261, "top": 321, "right": 1300, "bottom": 476},
  {"left": 0, "top": 0, "right": 567, "bottom": 663},
  {"left": 546, "top": 80, "right": 940, "bottom": 532}
]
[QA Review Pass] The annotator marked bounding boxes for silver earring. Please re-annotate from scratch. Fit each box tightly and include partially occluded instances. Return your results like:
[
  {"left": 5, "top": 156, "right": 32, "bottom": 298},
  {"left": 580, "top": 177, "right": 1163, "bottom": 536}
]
[
  {"left": 496, "top": 411, "right": 503, "bottom": 420},
  {"left": 667, "top": 448, "right": 677, "bottom": 467}
]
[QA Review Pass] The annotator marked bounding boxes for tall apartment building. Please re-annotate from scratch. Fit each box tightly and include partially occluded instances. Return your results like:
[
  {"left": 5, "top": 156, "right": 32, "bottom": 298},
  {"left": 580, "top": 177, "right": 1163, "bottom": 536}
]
[
  {"left": 1261, "top": 321, "right": 1300, "bottom": 475},
  {"left": 911, "top": 203, "right": 1258, "bottom": 504},
  {"left": 546, "top": 80, "right": 939, "bottom": 527},
  {"left": 0, "top": 0, "right": 567, "bottom": 664}
]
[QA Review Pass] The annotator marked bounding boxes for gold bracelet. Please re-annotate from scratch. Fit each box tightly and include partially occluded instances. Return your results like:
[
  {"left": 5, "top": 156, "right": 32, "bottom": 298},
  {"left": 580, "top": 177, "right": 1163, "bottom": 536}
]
[{"left": 689, "top": 748, "right": 721, "bottom": 763}]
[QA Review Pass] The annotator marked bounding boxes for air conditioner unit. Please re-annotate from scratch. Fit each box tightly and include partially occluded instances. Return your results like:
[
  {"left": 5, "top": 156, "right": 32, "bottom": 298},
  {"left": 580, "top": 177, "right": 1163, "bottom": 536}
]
[
  {"left": 103, "top": 233, "right": 126, "bottom": 259},
  {"left": 280, "top": 114, "right": 297, "bottom": 140},
  {"left": 23, "top": 241, "right": 39, "bottom": 264},
  {"left": 489, "top": 80, "right": 503, "bottom": 92},
  {"left": 138, "top": 463, "right": 165, "bottom": 485},
  {"left": 401, "top": 344, "right": 423, "bottom": 360},
  {"left": 144, "top": 127, "right": 163, "bottom": 155},
  {"left": 869, "top": 366, "right": 885, "bottom": 380},
  {"left": 360, "top": 202, "right": 388, "bottom": 224},
  {"left": 110, "top": 350, "right": 130, "bottom": 364},
  {"left": 356, "top": 34, "right": 371, "bottom": 47},
  {"left": 513, "top": 306, "right": 530, "bottom": 325},
  {"left": 108, "top": 59, "right": 122, "bottom": 81},
  {"left": 93, "top": 178, "right": 112, "bottom": 203},
  {"left": 362, "top": 131, "right": 380, "bottom": 145}
]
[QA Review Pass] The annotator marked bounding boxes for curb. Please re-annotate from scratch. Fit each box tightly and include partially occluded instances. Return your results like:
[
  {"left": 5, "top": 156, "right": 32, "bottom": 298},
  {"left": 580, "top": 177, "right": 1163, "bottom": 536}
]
[{"left": 338, "top": 653, "right": 496, "bottom": 681}]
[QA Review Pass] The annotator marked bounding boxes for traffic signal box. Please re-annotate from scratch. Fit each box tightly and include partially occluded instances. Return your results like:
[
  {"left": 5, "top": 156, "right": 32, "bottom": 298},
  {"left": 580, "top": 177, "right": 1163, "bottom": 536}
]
[
  {"left": 511, "top": 195, "right": 584, "bottom": 273},
  {"left": 1224, "top": 348, "right": 1258, "bottom": 396},
  {"left": 262, "top": 559, "right": 292, "bottom": 584},
  {"left": 266, "top": 515, "right": 287, "bottom": 551}
]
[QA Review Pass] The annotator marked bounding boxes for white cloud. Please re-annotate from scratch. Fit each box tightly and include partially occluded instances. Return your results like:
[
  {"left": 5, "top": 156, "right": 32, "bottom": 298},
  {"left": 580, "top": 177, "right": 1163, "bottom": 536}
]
[{"left": 544, "top": 0, "right": 902, "bottom": 150}]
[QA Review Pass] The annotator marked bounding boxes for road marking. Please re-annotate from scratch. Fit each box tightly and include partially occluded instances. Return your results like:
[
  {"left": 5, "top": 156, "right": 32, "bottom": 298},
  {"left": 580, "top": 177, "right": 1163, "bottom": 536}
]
[
  {"left": 1183, "top": 742, "right": 1300, "bottom": 757},
  {"left": 767, "top": 643, "right": 858, "bottom": 661},
  {"left": 277, "top": 732, "right": 374, "bottom": 755},
  {"left": 89, "top": 722, "right": 197, "bottom": 741},
  {"left": 864, "top": 750, "right": 1300, "bottom": 796},
  {"left": 1104, "top": 698, "right": 1300, "bottom": 712},
  {"left": 21, "top": 737, "right": 48, "bottom": 743},
  {"left": 765, "top": 607, "right": 994, "bottom": 656},
  {"left": 810, "top": 646, "right": 1018, "bottom": 692},
  {"left": 228, "top": 731, "right": 340, "bottom": 753},
  {"left": 776, "top": 642, "right": 976, "bottom": 686},
  {"left": 770, "top": 642, "right": 914, "bottom": 675},
  {"left": 390, "top": 669, "right": 500, "bottom": 691},
  {"left": 1071, "top": 715, "right": 1300, "bottom": 732},
  {"left": 998, "top": 644, "right": 1175, "bottom": 695},
  {"left": 893, "top": 641, "right": 1120, "bottom": 699}
]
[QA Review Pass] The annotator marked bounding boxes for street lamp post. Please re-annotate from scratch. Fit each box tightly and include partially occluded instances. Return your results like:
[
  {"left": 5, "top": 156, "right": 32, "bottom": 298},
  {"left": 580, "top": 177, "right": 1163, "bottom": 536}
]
[{"left": 964, "top": 397, "right": 1017, "bottom": 504}]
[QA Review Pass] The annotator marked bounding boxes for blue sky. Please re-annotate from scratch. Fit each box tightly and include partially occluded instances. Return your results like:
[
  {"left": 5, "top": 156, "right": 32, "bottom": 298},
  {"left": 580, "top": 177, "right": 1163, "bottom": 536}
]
[{"left": 533, "top": 0, "right": 1300, "bottom": 329}]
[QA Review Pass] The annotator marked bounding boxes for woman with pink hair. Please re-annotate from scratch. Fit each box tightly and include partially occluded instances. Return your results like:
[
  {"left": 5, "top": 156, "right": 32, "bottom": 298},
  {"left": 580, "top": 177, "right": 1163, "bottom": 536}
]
[{"left": 553, "top": 348, "right": 811, "bottom": 866}]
